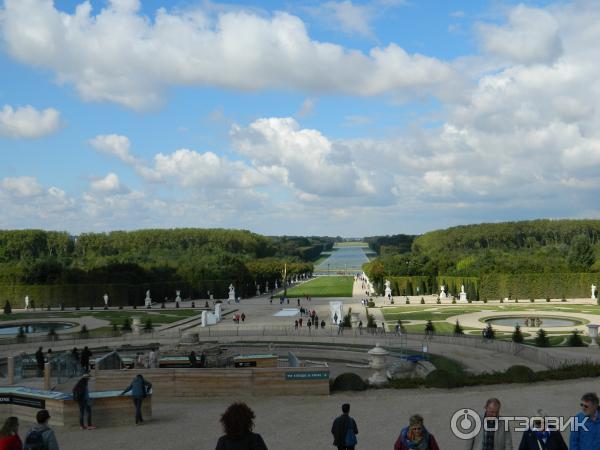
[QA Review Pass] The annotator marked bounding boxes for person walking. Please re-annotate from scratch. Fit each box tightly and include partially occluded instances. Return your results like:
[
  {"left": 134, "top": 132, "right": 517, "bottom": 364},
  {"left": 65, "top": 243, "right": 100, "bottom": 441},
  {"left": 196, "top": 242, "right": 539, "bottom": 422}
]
[
  {"left": 189, "top": 351, "right": 198, "bottom": 368},
  {"left": 518, "top": 409, "right": 567, "bottom": 450},
  {"left": 215, "top": 402, "right": 267, "bottom": 450},
  {"left": 394, "top": 414, "right": 439, "bottom": 450},
  {"left": 331, "top": 403, "right": 358, "bottom": 450},
  {"left": 24, "top": 409, "right": 59, "bottom": 450},
  {"left": 462, "top": 398, "right": 512, "bottom": 450},
  {"left": 70, "top": 347, "right": 79, "bottom": 377},
  {"left": 80, "top": 346, "right": 92, "bottom": 373},
  {"left": 148, "top": 348, "right": 157, "bottom": 369},
  {"left": 72, "top": 374, "right": 96, "bottom": 430},
  {"left": 120, "top": 374, "right": 152, "bottom": 425},
  {"left": 570, "top": 392, "right": 600, "bottom": 450},
  {"left": 0, "top": 417, "right": 21, "bottom": 450},
  {"left": 35, "top": 347, "right": 45, "bottom": 377}
]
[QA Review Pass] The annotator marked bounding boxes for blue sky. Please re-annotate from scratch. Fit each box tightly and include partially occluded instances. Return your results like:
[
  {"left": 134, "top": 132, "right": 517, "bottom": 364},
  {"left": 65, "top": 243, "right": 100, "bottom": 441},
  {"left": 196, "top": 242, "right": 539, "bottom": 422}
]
[{"left": 1, "top": 0, "right": 599, "bottom": 236}]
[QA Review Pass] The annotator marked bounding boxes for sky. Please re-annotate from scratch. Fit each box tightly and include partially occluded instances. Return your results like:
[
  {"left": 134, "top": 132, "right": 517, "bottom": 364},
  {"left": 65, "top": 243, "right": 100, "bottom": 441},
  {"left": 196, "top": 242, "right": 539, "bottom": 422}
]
[{"left": 0, "top": 0, "right": 599, "bottom": 237}]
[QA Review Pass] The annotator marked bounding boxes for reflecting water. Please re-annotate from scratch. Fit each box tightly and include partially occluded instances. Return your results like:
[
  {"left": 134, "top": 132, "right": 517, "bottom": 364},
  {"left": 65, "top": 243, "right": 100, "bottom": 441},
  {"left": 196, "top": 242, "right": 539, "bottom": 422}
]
[
  {"left": 485, "top": 316, "right": 580, "bottom": 327},
  {"left": 0, "top": 322, "right": 74, "bottom": 335},
  {"left": 315, "top": 246, "right": 370, "bottom": 274}
]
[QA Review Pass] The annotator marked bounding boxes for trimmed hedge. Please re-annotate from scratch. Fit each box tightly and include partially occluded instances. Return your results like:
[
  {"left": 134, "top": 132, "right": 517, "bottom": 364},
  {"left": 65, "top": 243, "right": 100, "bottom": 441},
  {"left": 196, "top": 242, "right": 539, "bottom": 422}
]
[{"left": 424, "top": 369, "right": 460, "bottom": 388}]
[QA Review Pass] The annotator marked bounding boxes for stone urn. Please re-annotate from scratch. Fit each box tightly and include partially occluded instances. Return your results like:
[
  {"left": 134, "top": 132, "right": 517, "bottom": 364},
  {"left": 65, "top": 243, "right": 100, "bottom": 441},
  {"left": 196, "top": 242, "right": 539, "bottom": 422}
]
[
  {"left": 132, "top": 316, "right": 141, "bottom": 335},
  {"left": 368, "top": 343, "right": 389, "bottom": 386},
  {"left": 587, "top": 324, "right": 599, "bottom": 346}
]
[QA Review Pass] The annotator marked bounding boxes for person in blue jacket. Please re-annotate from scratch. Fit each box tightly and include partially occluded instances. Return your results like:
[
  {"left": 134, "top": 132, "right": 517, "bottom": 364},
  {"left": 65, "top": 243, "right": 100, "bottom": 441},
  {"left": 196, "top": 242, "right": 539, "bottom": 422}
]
[
  {"left": 120, "top": 374, "right": 152, "bottom": 425},
  {"left": 570, "top": 392, "right": 600, "bottom": 450}
]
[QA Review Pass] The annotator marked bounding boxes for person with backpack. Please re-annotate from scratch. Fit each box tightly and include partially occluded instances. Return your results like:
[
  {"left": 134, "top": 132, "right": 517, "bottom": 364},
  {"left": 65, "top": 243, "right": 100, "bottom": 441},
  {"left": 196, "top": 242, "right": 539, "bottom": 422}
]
[
  {"left": 35, "top": 347, "right": 45, "bottom": 377},
  {"left": 0, "top": 417, "right": 21, "bottom": 450},
  {"left": 24, "top": 410, "right": 59, "bottom": 450},
  {"left": 331, "top": 403, "right": 358, "bottom": 450},
  {"left": 120, "top": 374, "right": 152, "bottom": 425},
  {"left": 80, "top": 347, "right": 92, "bottom": 372},
  {"left": 72, "top": 374, "right": 96, "bottom": 430}
]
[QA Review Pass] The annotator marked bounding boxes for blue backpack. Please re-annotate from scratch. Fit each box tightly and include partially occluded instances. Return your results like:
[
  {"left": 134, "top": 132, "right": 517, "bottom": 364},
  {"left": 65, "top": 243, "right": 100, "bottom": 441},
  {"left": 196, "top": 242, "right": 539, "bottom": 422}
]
[
  {"left": 345, "top": 419, "right": 357, "bottom": 446},
  {"left": 24, "top": 429, "right": 47, "bottom": 450}
]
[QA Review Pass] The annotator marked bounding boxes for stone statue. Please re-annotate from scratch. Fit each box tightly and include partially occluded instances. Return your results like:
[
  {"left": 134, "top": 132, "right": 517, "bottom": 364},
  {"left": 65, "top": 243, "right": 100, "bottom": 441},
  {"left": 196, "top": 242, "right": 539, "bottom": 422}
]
[
  {"left": 103, "top": 293, "right": 109, "bottom": 308},
  {"left": 440, "top": 285, "right": 447, "bottom": 299},
  {"left": 228, "top": 284, "right": 236, "bottom": 303},
  {"left": 175, "top": 290, "right": 182, "bottom": 303},
  {"left": 592, "top": 284, "right": 597, "bottom": 300},
  {"left": 256, "top": 284, "right": 261, "bottom": 296},
  {"left": 384, "top": 280, "right": 392, "bottom": 299},
  {"left": 24, "top": 295, "right": 30, "bottom": 309},
  {"left": 461, "top": 285, "right": 465, "bottom": 294},
  {"left": 144, "top": 290, "right": 152, "bottom": 308}
]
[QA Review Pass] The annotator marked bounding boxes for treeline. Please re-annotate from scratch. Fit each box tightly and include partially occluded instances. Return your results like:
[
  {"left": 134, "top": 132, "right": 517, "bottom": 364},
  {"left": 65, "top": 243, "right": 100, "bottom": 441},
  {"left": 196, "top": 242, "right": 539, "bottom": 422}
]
[
  {"left": 364, "top": 234, "right": 415, "bottom": 255},
  {"left": 364, "top": 220, "right": 600, "bottom": 299},
  {"left": 0, "top": 229, "right": 318, "bottom": 307}
]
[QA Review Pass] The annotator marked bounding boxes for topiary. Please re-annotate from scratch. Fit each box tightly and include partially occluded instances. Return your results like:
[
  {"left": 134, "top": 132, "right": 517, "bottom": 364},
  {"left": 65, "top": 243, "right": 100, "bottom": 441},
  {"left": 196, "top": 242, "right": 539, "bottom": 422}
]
[
  {"left": 424, "top": 369, "right": 460, "bottom": 388},
  {"left": 500, "top": 298, "right": 504, "bottom": 303},
  {"left": 420, "top": 297, "right": 425, "bottom": 304},
  {"left": 451, "top": 298, "right": 457, "bottom": 304},
  {"left": 47, "top": 325, "right": 57, "bottom": 341},
  {"left": 530, "top": 298, "right": 535, "bottom": 303},
  {"left": 121, "top": 317, "right": 132, "bottom": 332},
  {"left": 367, "top": 301, "right": 375, "bottom": 307},
  {"left": 144, "top": 317, "right": 153, "bottom": 332},
  {"left": 483, "top": 298, "right": 488, "bottom": 303},
  {"left": 568, "top": 330, "right": 585, "bottom": 347},
  {"left": 561, "top": 296, "right": 567, "bottom": 302},
  {"left": 332, "top": 373, "right": 368, "bottom": 391},
  {"left": 512, "top": 325, "right": 524, "bottom": 343},
  {"left": 535, "top": 329, "right": 550, "bottom": 347},
  {"left": 505, "top": 365, "right": 535, "bottom": 383},
  {"left": 546, "top": 297, "right": 551, "bottom": 303},
  {"left": 453, "top": 320, "right": 464, "bottom": 336},
  {"left": 79, "top": 324, "right": 89, "bottom": 338},
  {"left": 405, "top": 298, "right": 410, "bottom": 304},
  {"left": 16, "top": 326, "right": 26, "bottom": 342},
  {"left": 483, "top": 323, "right": 495, "bottom": 340},
  {"left": 436, "top": 298, "right": 441, "bottom": 304},
  {"left": 3, "top": 300, "right": 11, "bottom": 315},
  {"left": 342, "top": 308, "right": 352, "bottom": 328},
  {"left": 425, "top": 320, "right": 435, "bottom": 335}
]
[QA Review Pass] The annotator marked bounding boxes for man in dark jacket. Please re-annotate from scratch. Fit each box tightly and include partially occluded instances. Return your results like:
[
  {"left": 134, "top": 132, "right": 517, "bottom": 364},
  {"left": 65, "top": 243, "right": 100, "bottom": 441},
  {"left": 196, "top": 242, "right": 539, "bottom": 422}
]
[
  {"left": 331, "top": 403, "right": 358, "bottom": 450},
  {"left": 80, "top": 346, "right": 92, "bottom": 372},
  {"left": 35, "top": 346, "right": 45, "bottom": 377},
  {"left": 25, "top": 409, "right": 60, "bottom": 450},
  {"left": 121, "top": 374, "right": 152, "bottom": 425}
]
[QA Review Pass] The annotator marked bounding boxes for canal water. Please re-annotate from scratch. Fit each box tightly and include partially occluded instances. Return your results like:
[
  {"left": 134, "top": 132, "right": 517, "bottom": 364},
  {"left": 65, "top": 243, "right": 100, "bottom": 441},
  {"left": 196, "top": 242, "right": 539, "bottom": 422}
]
[{"left": 315, "top": 245, "right": 371, "bottom": 274}]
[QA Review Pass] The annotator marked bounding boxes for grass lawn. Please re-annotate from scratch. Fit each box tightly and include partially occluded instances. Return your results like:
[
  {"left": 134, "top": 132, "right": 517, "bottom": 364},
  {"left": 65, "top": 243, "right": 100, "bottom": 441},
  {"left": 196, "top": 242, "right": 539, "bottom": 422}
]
[{"left": 280, "top": 276, "right": 354, "bottom": 297}]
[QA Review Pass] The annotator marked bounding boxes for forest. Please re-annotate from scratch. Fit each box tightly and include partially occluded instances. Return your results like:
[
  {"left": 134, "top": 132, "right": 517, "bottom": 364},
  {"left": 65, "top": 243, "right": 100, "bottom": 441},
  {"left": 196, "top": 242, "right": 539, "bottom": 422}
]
[{"left": 0, "top": 229, "right": 333, "bottom": 307}]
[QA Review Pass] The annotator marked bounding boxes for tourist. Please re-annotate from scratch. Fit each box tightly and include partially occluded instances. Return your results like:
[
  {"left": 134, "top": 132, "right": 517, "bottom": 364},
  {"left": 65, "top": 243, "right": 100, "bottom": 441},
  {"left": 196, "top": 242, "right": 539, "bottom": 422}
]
[
  {"left": 70, "top": 347, "right": 79, "bottom": 376},
  {"left": 35, "top": 346, "right": 45, "bottom": 377},
  {"left": 72, "top": 374, "right": 96, "bottom": 430},
  {"left": 120, "top": 374, "right": 152, "bottom": 425},
  {"left": 570, "top": 392, "right": 600, "bottom": 450},
  {"left": 331, "top": 403, "right": 358, "bottom": 450},
  {"left": 294, "top": 320, "right": 298, "bottom": 330},
  {"left": 0, "top": 417, "right": 21, "bottom": 450},
  {"left": 215, "top": 402, "right": 268, "bottom": 450},
  {"left": 307, "top": 320, "right": 312, "bottom": 332},
  {"left": 518, "top": 409, "right": 566, "bottom": 450},
  {"left": 297, "top": 298, "right": 300, "bottom": 306},
  {"left": 200, "top": 351, "right": 207, "bottom": 368},
  {"left": 462, "top": 398, "right": 512, "bottom": 449},
  {"left": 189, "top": 351, "right": 198, "bottom": 368},
  {"left": 80, "top": 346, "right": 92, "bottom": 372},
  {"left": 358, "top": 321, "right": 363, "bottom": 335},
  {"left": 299, "top": 318, "right": 303, "bottom": 327},
  {"left": 241, "top": 313, "right": 246, "bottom": 323},
  {"left": 393, "top": 414, "right": 440, "bottom": 450},
  {"left": 24, "top": 409, "right": 59, "bottom": 450}
]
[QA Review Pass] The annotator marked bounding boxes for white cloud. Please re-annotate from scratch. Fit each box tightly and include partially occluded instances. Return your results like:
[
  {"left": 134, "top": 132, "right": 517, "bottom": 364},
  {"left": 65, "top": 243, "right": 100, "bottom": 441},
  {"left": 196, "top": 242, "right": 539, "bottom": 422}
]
[
  {"left": 90, "top": 172, "right": 127, "bottom": 194},
  {"left": 0, "top": 176, "right": 43, "bottom": 197},
  {"left": 0, "top": 105, "right": 61, "bottom": 138},
  {"left": 478, "top": 5, "right": 562, "bottom": 65},
  {"left": 0, "top": 0, "right": 459, "bottom": 109},
  {"left": 89, "top": 134, "right": 136, "bottom": 164},
  {"left": 319, "top": 1, "right": 373, "bottom": 37}
]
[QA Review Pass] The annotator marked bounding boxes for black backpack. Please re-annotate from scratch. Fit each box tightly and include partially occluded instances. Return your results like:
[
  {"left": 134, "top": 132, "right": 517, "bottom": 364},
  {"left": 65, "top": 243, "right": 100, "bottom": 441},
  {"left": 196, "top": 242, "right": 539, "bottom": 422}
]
[
  {"left": 72, "top": 381, "right": 84, "bottom": 401},
  {"left": 24, "top": 429, "right": 47, "bottom": 450}
]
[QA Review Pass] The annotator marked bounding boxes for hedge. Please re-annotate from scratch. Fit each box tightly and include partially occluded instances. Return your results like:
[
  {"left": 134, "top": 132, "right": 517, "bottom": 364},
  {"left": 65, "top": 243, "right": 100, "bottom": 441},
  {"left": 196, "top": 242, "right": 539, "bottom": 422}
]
[{"left": 478, "top": 273, "right": 600, "bottom": 300}]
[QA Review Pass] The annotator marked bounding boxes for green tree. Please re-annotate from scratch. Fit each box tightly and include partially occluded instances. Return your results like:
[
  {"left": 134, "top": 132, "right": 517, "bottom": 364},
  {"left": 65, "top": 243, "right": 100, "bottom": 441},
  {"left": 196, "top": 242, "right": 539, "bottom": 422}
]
[
  {"left": 567, "top": 234, "right": 595, "bottom": 270},
  {"left": 567, "top": 330, "right": 584, "bottom": 347},
  {"left": 535, "top": 329, "right": 550, "bottom": 347},
  {"left": 453, "top": 320, "right": 464, "bottom": 336},
  {"left": 3, "top": 300, "right": 11, "bottom": 314},
  {"left": 512, "top": 325, "right": 524, "bottom": 343}
]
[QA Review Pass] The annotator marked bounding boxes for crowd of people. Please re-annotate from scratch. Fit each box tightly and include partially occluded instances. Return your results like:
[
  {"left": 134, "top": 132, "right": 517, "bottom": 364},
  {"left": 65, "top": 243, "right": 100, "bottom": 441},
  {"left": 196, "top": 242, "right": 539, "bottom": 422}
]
[{"left": 2, "top": 392, "right": 599, "bottom": 449}]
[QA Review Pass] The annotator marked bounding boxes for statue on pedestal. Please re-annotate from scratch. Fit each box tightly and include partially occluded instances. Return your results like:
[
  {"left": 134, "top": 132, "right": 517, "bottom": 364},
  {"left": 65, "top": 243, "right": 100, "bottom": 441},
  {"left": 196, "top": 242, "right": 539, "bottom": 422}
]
[
  {"left": 144, "top": 290, "right": 152, "bottom": 308},
  {"left": 103, "top": 293, "right": 109, "bottom": 309},
  {"left": 440, "top": 285, "right": 447, "bottom": 299},
  {"left": 228, "top": 284, "right": 236, "bottom": 303},
  {"left": 24, "top": 295, "right": 30, "bottom": 309}
]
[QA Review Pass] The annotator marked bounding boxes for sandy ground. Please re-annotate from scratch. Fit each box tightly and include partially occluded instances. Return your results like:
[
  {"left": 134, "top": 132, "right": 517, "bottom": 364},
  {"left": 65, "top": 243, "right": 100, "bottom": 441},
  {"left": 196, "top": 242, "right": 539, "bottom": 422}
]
[{"left": 46, "top": 378, "right": 593, "bottom": 450}]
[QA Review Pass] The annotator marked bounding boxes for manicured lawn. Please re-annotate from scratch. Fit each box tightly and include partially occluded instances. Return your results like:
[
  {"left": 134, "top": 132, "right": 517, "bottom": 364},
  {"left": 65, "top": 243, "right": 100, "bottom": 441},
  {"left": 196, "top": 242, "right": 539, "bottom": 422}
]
[
  {"left": 0, "top": 309, "right": 199, "bottom": 325},
  {"left": 281, "top": 276, "right": 354, "bottom": 297}
]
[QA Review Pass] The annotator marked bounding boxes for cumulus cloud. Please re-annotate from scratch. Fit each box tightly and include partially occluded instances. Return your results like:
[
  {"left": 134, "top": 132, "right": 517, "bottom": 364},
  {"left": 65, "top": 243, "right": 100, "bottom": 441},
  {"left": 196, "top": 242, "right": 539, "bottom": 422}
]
[
  {"left": 90, "top": 173, "right": 127, "bottom": 194},
  {"left": 0, "top": 105, "right": 61, "bottom": 138},
  {"left": 0, "top": 0, "right": 459, "bottom": 109},
  {"left": 89, "top": 135, "right": 137, "bottom": 164},
  {"left": 0, "top": 176, "right": 44, "bottom": 197},
  {"left": 318, "top": 1, "right": 374, "bottom": 37},
  {"left": 478, "top": 5, "right": 562, "bottom": 65}
]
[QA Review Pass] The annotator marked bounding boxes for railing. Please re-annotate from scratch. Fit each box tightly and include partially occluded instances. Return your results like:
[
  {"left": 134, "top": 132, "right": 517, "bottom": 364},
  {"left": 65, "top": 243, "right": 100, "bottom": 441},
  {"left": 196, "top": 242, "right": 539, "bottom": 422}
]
[{"left": 0, "top": 325, "right": 589, "bottom": 369}]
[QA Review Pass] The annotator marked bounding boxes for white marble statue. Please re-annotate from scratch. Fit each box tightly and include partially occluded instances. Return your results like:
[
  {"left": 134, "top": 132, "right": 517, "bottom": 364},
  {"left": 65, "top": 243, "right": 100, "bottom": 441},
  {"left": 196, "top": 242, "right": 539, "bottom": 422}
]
[
  {"left": 439, "top": 285, "right": 447, "bottom": 299},
  {"left": 228, "top": 284, "right": 236, "bottom": 302},
  {"left": 592, "top": 284, "right": 597, "bottom": 300},
  {"left": 384, "top": 280, "right": 392, "bottom": 299},
  {"left": 275, "top": 280, "right": 278, "bottom": 290},
  {"left": 175, "top": 290, "right": 182, "bottom": 303},
  {"left": 256, "top": 284, "right": 261, "bottom": 296},
  {"left": 461, "top": 285, "right": 465, "bottom": 294},
  {"left": 103, "top": 293, "right": 109, "bottom": 307},
  {"left": 144, "top": 290, "right": 152, "bottom": 307},
  {"left": 459, "top": 284, "right": 467, "bottom": 302},
  {"left": 24, "top": 295, "right": 30, "bottom": 309}
]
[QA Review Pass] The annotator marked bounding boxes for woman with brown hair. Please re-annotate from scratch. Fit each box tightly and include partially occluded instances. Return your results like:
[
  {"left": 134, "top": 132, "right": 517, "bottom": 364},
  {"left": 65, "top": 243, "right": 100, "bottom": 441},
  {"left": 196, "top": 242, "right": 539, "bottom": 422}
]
[
  {"left": 216, "top": 402, "right": 267, "bottom": 450},
  {"left": 0, "top": 416, "right": 22, "bottom": 450},
  {"left": 394, "top": 414, "right": 439, "bottom": 450}
]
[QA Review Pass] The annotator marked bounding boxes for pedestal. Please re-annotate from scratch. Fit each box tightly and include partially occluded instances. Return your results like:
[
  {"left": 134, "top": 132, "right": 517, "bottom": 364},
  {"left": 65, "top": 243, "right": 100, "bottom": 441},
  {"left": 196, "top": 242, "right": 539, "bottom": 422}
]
[
  {"left": 44, "top": 362, "right": 51, "bottom": 390},
  {"left": 459, "top": 293, "right": 467, "bottom": 302},
  {"left": 368, "top": 344, "right": 389, "bottom": 386},
  {"left": 587, "top": 324, "right": 599, "bottom": 346},
  {"left": 132, "top": 317, "right": 141, "bottom": 335}
]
